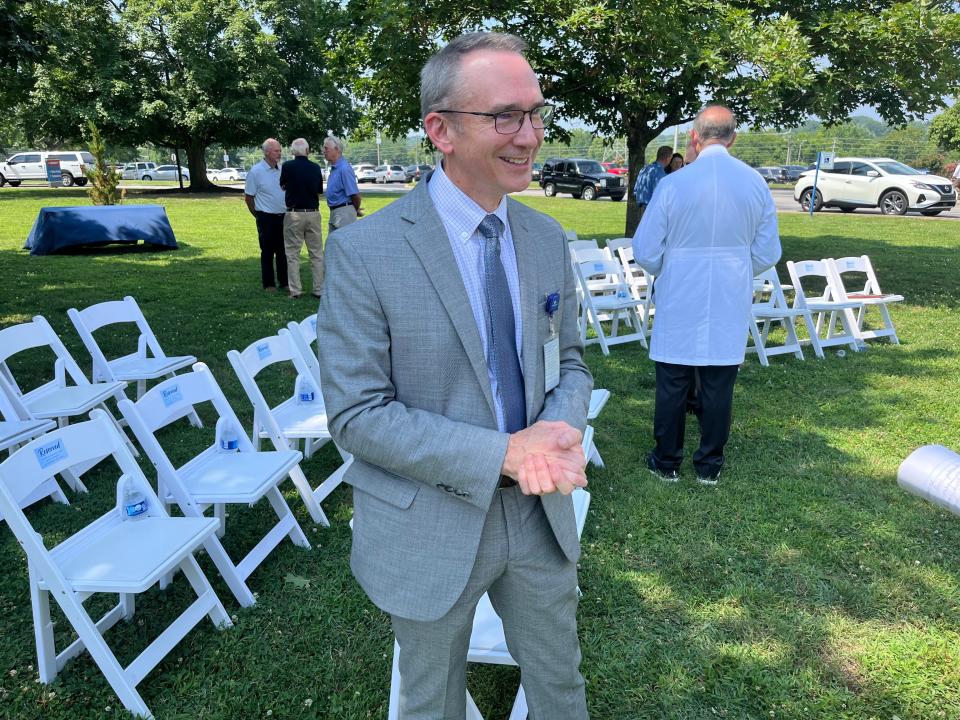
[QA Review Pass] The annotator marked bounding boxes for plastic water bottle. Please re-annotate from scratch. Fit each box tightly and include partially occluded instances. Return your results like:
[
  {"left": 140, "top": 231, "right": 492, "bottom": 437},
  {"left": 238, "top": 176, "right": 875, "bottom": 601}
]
[
  {"left": 216, "top": 416, "right": 239, "bottom": 452},
  {"left": 120, "top": 474, "right": 147, "bottom": 520},
  {"left": 295, "top": 375, "right": 316, "bottom": 404}
]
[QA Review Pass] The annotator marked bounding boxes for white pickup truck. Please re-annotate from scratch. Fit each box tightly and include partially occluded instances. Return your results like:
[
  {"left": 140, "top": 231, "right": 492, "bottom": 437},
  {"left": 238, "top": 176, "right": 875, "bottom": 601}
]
[{"left": 0, "top": 150, "right": 95, "bottom": 187}]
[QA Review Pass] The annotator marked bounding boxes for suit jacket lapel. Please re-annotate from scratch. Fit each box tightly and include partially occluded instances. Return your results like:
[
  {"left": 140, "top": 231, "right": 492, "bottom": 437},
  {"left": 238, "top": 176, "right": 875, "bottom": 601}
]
[
  {"left": 401, "top": 182, "right": 498, "bottom": 424},
  {"left": 508, "top": 199, "right": 541, "bottom": 424}
]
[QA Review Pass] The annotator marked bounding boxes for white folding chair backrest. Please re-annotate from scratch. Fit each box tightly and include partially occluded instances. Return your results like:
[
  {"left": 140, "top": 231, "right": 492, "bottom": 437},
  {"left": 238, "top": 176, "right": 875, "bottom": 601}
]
[
  {"left": 752, "top": 267, "right": 793, "bottom": 314},
  {"left": 119, "top": 363, "right": 309, "bottom": 607},
  {"left": 568, "top": 239, "right": 599, "bottom": 253},
  {"left": 787, "top": 259, "right": 841, "bottom": 305},
  {"left": 288, "top": 318, "right": 322, "bottom": 385},
  {"left": 828, "top": 255, "right": 903, "bottom": 343},
  {"left": 0, "top": 410, "right": 231, "bottom": 719},
  {"left": 564, "top": 228, "right": 579, "bottom": 242},
  {"left": 0, "top": 316, "right": 94, "bottom": 405},
  {"left": 786, "top": 259, "right": 862, "bottom": 352},
  {"left": 68, "top": 297, "right": 157, "bottom": 381}
]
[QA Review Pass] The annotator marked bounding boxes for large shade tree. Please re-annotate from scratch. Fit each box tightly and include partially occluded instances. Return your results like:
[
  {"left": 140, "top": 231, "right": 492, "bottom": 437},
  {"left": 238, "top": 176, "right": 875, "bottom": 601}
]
[
  {"left": 10, "top": 0, "right": 355, "bottom": 189},
  {"left": 339, "top": 0, "right": 960, "bottom": 234}
]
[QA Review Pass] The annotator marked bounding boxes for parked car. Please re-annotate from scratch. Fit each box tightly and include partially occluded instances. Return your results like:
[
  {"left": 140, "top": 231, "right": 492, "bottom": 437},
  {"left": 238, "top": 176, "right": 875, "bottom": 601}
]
[
  {"left": 780, "top": 164, "right": 808, "bottom": 182},
  {"left": 531, "top": 162, "right": 543, "bottom": 181},
  {"left": 0, "top": 150, "right": 95, "bottom": 187},
  {"left": 375, "top": 164, "right": 407, "bottom": 183},
  {"left": 404, "top": 164, "right": 433, "bottom": 182},
  {"left": 539, "top": 157, "right": 626, "bottom": 201},
  {"left": 756, "top": 166, "right": 787, "bottom": 184},
  {"left": 354, "top": 164, "right": 377, "bottom": 183},
  {"left": 153, "top": 165, "right": 191, "bottom": 181},
  {"left": 121, "top": 161, "right": 158, "bottom": 180},
  {"left": 213, "top": 167, "right": 247, "bottom": 181},
  {"left": 601, "top": 161, "right": 628, "bottom": 176},
  {"left": 794, "top": 156, "right": 957, "bottom": 216}
]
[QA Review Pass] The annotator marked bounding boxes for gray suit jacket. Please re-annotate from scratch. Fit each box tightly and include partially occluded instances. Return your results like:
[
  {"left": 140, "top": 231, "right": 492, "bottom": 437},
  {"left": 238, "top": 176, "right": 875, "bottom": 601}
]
[{"left": 317, "top": 178, "right": 593, "bottom": 622}]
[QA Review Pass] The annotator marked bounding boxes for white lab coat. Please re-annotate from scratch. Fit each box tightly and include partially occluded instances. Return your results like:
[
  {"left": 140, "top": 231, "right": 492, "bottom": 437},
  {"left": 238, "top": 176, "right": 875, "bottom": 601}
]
[{"left": 632, "top": 144, "right": 781, "bottom": 366}]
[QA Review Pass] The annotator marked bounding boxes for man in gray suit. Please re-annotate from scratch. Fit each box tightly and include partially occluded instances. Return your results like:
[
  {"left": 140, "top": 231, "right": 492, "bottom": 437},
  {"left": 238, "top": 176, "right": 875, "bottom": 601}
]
[{"left": 317, "top": 32, "right": 593, "bottom": 720}]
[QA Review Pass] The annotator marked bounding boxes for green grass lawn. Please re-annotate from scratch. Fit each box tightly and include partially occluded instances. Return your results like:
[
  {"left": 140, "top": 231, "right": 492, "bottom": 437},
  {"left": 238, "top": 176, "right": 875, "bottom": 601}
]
[{"left": 2, "top": 186, "right": 960, "bottom": 719}]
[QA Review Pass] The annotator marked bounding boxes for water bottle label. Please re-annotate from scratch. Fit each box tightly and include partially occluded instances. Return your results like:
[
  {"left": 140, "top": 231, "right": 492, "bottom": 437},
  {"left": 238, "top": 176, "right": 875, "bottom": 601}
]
[
  {"left": 161, "top": 385, "right": 183, "bottom": 407},
  {"left": 124, "top": 499, "right": 147, "bottom": 517},
  {"left": 593, "top": 262, "right": 604, "bottom": 273},
  {"left": 256, "top": 342, "right": 272, "bottom": 360},
  {"left": 299, "top": 390, "right": 315, "bottom": 402},
  {"left": 35, "top": 438, "right": 68, "bottom": 469},
  {"left": 310, "top": 316, "right": 317, "bottom": 330},
  {"left": 220, "top": 437, "right": 239, "bottom": 451}
]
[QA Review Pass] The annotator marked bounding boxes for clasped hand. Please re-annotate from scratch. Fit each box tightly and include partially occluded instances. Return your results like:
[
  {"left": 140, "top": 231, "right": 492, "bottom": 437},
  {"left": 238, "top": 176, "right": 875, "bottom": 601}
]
[{"left": 502, "top": 421, "right": 587, "bottom": 496}]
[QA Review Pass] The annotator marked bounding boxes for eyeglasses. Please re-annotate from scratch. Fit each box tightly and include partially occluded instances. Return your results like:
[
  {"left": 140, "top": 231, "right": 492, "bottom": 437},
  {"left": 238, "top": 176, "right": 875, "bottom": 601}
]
[{"left": 435, "top": 105, "right": 555, "bottom": 134}]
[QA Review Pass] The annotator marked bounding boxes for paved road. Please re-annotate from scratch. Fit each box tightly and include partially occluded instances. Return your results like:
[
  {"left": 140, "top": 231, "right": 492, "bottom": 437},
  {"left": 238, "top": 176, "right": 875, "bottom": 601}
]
[{"left": 770, "top": 188, "right": 959, "bottom": 220}]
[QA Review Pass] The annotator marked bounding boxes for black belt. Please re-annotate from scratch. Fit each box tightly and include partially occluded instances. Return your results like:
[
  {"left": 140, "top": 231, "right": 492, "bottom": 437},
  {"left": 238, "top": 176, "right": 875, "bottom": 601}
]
[
  {"left": 256, "top": 210, "right": 285, "bottom": 216},
  {"left": 498, "top": 475, "right": 517, "bottom": 489},
  {"left": 328, "top": 203, "right": 350, "bottom": 210},
  {"left": 286, "top": 208, "right": 318, "bottom": 213}
]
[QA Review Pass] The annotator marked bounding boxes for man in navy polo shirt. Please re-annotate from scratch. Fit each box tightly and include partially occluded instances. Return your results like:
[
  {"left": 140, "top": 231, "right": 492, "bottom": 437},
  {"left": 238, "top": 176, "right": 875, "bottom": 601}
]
[
  {"left": 322, "top": 135, "right": 362, "bottom": 236},
  {"left": 280, "top": 138, "right": 325, "bottom": 300}
]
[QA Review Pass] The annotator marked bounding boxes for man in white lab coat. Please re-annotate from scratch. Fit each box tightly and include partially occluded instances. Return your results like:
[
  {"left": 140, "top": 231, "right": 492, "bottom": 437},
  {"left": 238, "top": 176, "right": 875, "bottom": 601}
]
[{"left": 631, "top": 104, "right": 781, "bottom": 485}]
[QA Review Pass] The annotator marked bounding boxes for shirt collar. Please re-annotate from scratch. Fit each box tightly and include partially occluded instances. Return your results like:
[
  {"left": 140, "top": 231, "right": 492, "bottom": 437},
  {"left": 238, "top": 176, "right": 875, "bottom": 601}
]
[
  {"left": 697, "top": 143, "right": 729, "bottom": 158},
  {"left": 429, "top": 162, "right": 509, "bottom": 245}
]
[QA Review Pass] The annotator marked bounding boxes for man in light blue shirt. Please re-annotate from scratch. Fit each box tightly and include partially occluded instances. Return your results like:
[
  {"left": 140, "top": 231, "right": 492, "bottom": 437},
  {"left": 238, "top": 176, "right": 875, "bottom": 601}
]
[
  {"left": 244, "top": 138, "right": 288, "bottom": 292},
  {"left": 322, "top": 135, "right": 362, "bottom": 235},
  {"left": 633, "top": 144, "right": 673, "bottom": 219}
]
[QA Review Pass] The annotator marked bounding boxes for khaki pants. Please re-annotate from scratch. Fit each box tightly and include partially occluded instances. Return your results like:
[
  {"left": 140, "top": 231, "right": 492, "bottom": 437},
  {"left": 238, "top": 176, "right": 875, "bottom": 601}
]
[
  {"left": 283, "top": 211, "right": 324, "bottom": 297},
  {"left": 328, "top": 204, "right": 358, "bottom": 236}
]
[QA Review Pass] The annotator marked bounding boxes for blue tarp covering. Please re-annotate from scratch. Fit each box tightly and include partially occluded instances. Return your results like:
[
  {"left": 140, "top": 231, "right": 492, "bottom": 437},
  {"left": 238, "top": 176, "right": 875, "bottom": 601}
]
[{"left": 24, "top": 204, "right": 179, "bottom": 255}]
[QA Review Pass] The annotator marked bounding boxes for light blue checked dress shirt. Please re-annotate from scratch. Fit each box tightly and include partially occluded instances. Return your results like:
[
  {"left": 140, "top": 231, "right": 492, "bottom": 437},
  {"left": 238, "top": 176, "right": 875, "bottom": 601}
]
[{"left": 427, "top": 163, "right": 524, "bottom": 432}]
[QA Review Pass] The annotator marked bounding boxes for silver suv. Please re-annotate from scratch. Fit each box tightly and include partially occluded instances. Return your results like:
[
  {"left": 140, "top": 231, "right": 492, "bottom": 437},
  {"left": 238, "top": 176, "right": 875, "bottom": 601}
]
[{"left": 794, "top": 157, "right": 957, "bottom": 216}]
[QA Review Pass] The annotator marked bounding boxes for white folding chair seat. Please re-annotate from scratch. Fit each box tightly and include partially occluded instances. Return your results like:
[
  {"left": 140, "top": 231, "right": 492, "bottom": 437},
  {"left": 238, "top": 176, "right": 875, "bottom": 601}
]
[
  {"left": 68, "top": 296, "right": 201, "bottom": 427},
  {"left": 746, "top": 267, "right": 821, "bottom": 366},
  {"left": 0, "top": 410, "right": 231, "bottom": 719},
  {"left": 608, "top": 239, "right": 655, "bottom": 337},
  {"left": 828, "top": 255, "right": 903, "bottom": 344},
  {"left": 786, "top": 259, "right": 863, "bottom": 353},
  {"left": 228, "top": 330, "right": 352, "bottom": 527},
  {"left": 0, "top": 316, "right": 134, "bottom": 493},
  {"left": 572, "top": 257, "right": 649, "bottom": 355},
  {"left": 118, "top": 363, "right": 310, "bottom": 607},
  {"left": 387, "top": 431, "right": 594, "bottom": 720}
]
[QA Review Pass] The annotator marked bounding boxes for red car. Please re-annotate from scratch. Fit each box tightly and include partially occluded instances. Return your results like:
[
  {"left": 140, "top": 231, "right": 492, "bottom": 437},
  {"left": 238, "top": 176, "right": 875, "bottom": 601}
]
[{"left": 601, "top": 162, "right": 627, "bottom": 176}]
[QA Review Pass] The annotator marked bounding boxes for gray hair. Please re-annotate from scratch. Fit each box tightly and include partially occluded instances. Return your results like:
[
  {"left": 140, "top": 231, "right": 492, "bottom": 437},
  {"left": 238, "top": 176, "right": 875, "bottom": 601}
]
[
  {"left": 420, "top": 32, "right": 528, "bottom": 121},
  {"left": 262, "top": 138, "right": 280, "bottom": 152},
  {"left": 290, "top": 138, "right": 309, "bottom": 156},
  {"left": 323, "top": 135, "right": 342, "bottom": 151},
  {"left": 693, "top": 105, "right": 737, "bottom": 143}
]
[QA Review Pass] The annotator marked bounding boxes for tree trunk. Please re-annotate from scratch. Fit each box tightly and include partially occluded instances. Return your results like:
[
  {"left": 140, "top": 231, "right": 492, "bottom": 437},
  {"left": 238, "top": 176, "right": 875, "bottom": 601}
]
[
  {"left": 624, "top": 117, "right": 655, "bottom": 237},
  {"left": 184, "top": 140, "right": 215, "bottom": 191}
]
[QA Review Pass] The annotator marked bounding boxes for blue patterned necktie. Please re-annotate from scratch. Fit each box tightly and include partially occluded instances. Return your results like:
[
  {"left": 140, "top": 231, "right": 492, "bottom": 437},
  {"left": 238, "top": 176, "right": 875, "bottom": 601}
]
[{"left": 478, "top": 214, "right": 526, "bottom": 433}]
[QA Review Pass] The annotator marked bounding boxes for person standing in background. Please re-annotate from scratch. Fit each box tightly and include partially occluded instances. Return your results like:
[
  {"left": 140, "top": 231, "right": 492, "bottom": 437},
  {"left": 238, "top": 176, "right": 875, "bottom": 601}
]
[
  {"left": 633, "top": 145, "right": 673, "bottom": 220},
  {"left": 632, "top": 105, "right": 781, "bottom": 486},
  {"left": 244, "top": 138, "right": 287, "bottom": 293},
  {"left": 322, "top": 135, "right": 363, "bottom": 235},
  {"left": 280, "top": 138, "right": 325, "bottom": 300}
]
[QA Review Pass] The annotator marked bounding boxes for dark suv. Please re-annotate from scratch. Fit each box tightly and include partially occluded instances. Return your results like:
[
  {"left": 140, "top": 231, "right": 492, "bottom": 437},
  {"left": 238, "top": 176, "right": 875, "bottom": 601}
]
[
  {"left": 756, "top": 166, "right": 787, "bottom": 184},
  {"left": 539, "top": 158, "right": 626, "bottom": 201}
]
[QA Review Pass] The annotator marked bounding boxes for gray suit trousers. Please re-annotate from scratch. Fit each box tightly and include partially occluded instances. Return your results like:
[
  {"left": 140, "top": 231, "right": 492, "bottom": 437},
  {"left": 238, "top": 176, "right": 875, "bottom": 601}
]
[{"left": 390, "top": 486, "right": 588, "bottom": 720}]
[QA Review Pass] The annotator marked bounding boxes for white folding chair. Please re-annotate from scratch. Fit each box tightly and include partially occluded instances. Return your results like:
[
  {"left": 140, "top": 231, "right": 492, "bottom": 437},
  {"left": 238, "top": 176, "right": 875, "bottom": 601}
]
[
  {"left": 828, "top": 255, "right": 903, "bottom": 344},
  {"left": 608, "top": 240, "right": 655, "bottom": 337},
  {"left": 387, "top": 430, "right": 594, "bottom": 720},
  {"left": 68, "top": 295, "right": 201, "bottom": 427},
  {"left": 0, "top": 410, "right": 231, "bottom": 719},
  {"left": 118, "top": 363, "right": 310, "bottom": 607},
  {"left": 572, "top": 257, "right": 649, "bottom": 355},
  {"left": 0, "top": 316, "right": 134, "bottom": 492},
  {"left": 0, "top": 374, "right": 63, "bottom": 516},
  {"left": 786, "top": 260, "right": 863, "bottom": 353},
  {"left": 568, "top": 239, "right": 599, "bottom": 253},
  {"left": 564, "top": 228, "right": 579, "bottom": 242},
  {"left": 586, "top": 389, "right": 610, "bottom": 467},
  {"left": 747, "top": 267, "right": 821, "bottom": 365},
  {"left": 228, "top": 330, "right": 351, "bottom": 526}
]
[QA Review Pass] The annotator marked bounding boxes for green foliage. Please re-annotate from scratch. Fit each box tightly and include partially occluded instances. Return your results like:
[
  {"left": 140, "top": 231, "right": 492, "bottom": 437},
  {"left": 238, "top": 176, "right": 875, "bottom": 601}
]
[
  {"left": 931, "top": 106, "right": 960, "bottom": 154},
  {"left": 2, "top": 188, "right": 960, "bottom": 718},
  {"left": 84, "top": 121, "right": 123, "bottom": 206}
]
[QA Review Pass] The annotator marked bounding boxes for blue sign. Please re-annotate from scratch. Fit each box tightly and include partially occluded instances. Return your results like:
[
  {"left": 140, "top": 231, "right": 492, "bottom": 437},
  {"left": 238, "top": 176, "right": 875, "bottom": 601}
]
[
  {"left": 35, "top": 438, "right": 68, "bottom": 469},
  {"left": 45, "top": 159, "right": 62, "bottom": 186}
]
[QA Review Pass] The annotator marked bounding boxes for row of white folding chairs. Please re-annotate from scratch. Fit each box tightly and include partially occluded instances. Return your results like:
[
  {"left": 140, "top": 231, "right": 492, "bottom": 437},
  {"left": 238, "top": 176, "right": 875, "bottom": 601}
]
[
  {"left": 569, "top": 239, "right": 654, "bottom": 356},
  {"left": 748, "top": 255, "right": 903, "bottom": 366}
]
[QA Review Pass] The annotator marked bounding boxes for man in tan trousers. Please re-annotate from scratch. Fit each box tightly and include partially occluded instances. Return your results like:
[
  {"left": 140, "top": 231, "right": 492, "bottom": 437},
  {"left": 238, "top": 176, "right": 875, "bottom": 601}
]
[{"left": 279, "top": 138, "right": 325, "bottom": 299}]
